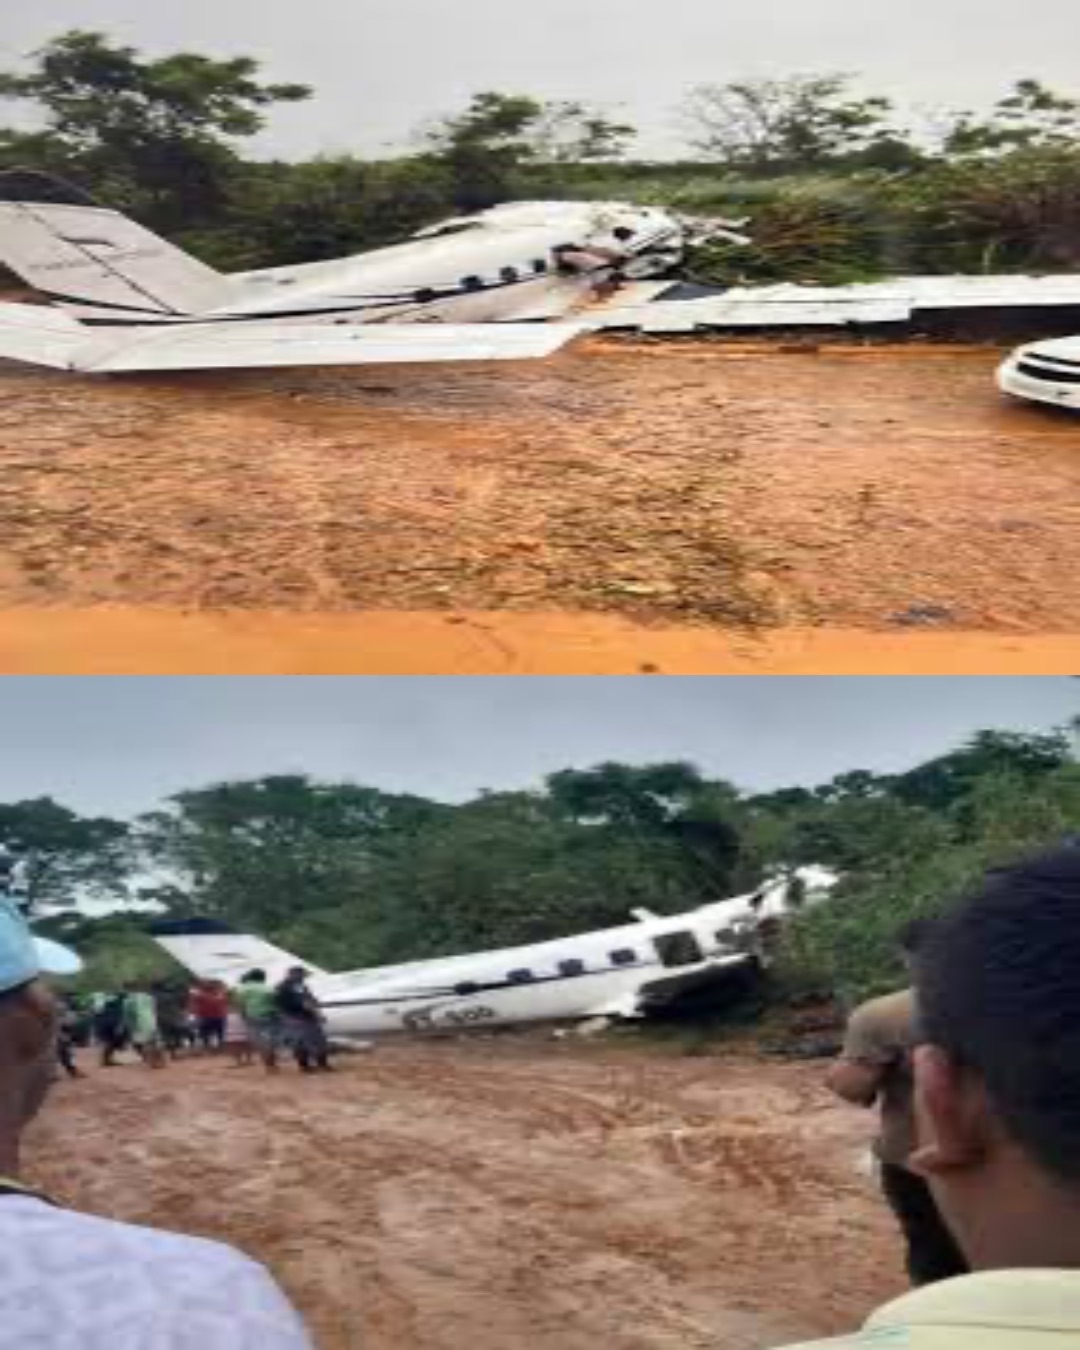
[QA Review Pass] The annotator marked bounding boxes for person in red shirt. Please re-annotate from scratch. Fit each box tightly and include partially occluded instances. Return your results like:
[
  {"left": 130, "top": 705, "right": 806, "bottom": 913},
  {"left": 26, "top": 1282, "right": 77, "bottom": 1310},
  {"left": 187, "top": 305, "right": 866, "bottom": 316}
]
[{"left": 188, "top": 980, "right": 229, "bottom": 1052}]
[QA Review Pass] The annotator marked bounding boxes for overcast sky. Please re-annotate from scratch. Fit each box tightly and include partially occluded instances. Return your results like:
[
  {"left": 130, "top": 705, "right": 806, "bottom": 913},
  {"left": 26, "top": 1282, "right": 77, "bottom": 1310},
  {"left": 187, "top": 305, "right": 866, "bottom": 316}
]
[
  {"left": 0, "top": 678, "right": 1072, "bottom": 820},
  {"left": 4, "top": 0, "right": 1080, "bottom": 158}
]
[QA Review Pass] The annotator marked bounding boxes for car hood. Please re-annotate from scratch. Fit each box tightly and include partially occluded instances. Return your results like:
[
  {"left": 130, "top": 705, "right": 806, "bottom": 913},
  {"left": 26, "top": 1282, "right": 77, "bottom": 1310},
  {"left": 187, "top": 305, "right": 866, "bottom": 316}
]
[{"left": 1020, "top": 334, "right": 1080, "bottom": 362}]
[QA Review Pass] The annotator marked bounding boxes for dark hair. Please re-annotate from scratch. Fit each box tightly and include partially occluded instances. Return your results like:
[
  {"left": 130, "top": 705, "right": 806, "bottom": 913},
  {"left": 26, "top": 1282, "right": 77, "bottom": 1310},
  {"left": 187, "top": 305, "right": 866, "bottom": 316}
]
[
  {"left": 915, "top": 846, "right": 1080, "bottom": 1183},
  {"left": 897, "top": 917, "right": 937, "bottom": 954}
]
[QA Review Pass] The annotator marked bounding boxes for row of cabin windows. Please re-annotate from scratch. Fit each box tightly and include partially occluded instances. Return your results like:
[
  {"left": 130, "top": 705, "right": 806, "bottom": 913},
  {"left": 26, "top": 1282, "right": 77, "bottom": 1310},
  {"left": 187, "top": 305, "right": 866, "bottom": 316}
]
[
  {"left": 452, "top": 948, "right": 639, "bottom": 995},
  {"left": 412, "top": 259, "right": 549, "bottom": 306},
  {"left": 448, "top": 932, "right": 716, "bottom": 995}
]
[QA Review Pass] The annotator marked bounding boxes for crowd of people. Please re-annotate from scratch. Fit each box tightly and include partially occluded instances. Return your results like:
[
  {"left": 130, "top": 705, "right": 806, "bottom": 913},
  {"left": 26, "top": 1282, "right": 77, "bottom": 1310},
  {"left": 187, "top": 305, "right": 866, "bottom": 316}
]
[
  {"left": 61, "top": 967, "right": 334, "bottom": 1078},
  {"left": 0, "top": 844, "right": 1078, "bottom": 1345}
]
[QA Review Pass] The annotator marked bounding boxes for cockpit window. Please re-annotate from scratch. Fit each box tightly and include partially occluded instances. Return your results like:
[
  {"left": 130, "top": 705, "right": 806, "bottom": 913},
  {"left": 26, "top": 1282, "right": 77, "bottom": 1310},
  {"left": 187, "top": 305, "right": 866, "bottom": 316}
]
[{"left": 654, "top": 931, "right": 705, "bottom": 969}]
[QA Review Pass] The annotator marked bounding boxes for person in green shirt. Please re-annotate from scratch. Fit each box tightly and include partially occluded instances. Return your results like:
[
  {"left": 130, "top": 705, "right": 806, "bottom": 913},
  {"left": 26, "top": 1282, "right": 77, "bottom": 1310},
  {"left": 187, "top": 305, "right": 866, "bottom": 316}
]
[
  {"left": 123, "top": 983, "right": 166, "bottom": 1069},
  {"left": 232, "top": 969, "right": 280, "bottom": 1071}
]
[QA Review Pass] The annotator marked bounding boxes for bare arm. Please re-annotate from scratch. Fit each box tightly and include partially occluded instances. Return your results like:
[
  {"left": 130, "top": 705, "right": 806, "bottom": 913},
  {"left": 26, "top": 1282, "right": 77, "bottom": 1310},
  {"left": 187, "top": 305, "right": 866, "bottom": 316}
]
[
  {"left": 827, "top": 996, "right": 902, "bottom": 1107},
  {"left": 825, "top": 1059, "right": 884, "bottom": 1107}
]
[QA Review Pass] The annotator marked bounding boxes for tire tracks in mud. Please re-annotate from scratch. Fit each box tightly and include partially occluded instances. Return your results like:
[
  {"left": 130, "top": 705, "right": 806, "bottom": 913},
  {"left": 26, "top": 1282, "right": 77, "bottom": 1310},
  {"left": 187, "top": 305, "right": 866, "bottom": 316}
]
[{"left": 26, "top": 1043, "right": 902, "bottom": 1350}]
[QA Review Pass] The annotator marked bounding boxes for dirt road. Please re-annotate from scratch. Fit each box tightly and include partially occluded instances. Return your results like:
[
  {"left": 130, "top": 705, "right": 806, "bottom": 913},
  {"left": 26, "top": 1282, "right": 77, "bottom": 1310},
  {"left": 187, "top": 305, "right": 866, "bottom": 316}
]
[
  {"left": 2, "top": 339, "right": 1076, "bottom": 670},
  {"left": 27, "top": 1040, "right": 900, "bottom": 1350}
]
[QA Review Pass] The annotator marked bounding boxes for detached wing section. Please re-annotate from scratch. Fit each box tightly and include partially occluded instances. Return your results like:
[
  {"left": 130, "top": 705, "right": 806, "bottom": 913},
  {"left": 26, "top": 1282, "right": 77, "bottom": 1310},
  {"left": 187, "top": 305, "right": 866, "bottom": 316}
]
[
  {"left": 0, "top": 301, "right": 86, "bottom": 369},
  {"left": 80, "top": 321, "right": 583, "bottom": 373}
]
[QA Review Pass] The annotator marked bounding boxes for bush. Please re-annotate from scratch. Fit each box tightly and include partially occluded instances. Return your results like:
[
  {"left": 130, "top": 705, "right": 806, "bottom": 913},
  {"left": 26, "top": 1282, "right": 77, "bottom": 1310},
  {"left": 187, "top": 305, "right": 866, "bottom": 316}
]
[
  {"left": 775, "top": 765, "right": 1080, "bottom": 1006},
  {"left": 686, "top": 177, "right": 909, "bottom": 285},
  {"left": 895, "top": 145, "right": 1080, "bottom": 273}
]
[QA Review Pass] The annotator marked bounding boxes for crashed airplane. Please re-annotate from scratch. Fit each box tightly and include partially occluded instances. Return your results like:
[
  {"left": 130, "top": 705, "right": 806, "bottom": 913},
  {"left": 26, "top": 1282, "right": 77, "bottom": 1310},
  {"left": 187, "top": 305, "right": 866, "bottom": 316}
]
[
  {"left": 151, "top": 868, "right": 837, "bottom": 1037},
  {"left": 0, "top": 169, "right": 744, "bottom": 374},
  {"left": 5, "top": 169, "right": 1078, "bottom": 404}
]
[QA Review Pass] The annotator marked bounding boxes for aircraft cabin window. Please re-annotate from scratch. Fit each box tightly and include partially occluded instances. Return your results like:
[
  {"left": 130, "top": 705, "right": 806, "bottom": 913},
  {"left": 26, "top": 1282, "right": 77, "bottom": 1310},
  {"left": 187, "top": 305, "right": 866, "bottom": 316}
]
[
  {"left": 454, "top": 981, "right": 480, "bottom": 996},
  {"left": 500, "top": 266, "right": 519, "bottom": 283},
  {"left": 508, "top": 968, "right": 535, "bottom": 983},
  {"left": 532, "top": 259, "right": 549, "bottom": 274},
  {"left": 654, "top": 931, "right": 705, "bottom": 969},
  {"left": 414, "top": 288, "right": 438, "bottom": 304},
  {"left": 462, "top": 275, "right": 485, "bottom": 292},
  {"left": 558, "top": 959, "right": 585, "bottom": 977},
  {"left": 609, "top": 948, "right": 637, "bottom": 967}
]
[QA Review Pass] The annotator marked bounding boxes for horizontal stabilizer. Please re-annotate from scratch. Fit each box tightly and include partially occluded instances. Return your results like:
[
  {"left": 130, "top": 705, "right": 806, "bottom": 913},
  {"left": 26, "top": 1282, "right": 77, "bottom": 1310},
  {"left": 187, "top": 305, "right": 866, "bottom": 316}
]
[
  {"left": 0, "top": 301, "right": 85, "bottom": 369},
  {"left": 80, "top": 320, "right": 583, "bottom": 372},
  {"left": 150, "top": 917, "right": 326, "bottom": 986}
]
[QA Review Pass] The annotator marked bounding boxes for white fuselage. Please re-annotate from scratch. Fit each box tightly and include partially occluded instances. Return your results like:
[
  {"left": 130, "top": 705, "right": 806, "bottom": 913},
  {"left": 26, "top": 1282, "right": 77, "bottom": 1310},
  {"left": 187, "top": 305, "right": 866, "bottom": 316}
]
[
  {"left": 66, "top": 201, "right": 687, "bottom": 331},
  {"left": 154, "top": 869, "right": 837, "bottom": 1038},
  {"left": 309, "top": 902, "right": 746, "bottom": 1036}
]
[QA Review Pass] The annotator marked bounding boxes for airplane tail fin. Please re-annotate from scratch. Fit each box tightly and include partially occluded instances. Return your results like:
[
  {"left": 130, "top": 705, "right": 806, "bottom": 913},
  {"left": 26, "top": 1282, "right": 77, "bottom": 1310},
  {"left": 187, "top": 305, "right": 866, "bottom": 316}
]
[
  {"left": 149, "top": 917, "right": 327, "bottom": 988},
  {"left": 0, "top": 170, "right": 232, "bottom": 322}
]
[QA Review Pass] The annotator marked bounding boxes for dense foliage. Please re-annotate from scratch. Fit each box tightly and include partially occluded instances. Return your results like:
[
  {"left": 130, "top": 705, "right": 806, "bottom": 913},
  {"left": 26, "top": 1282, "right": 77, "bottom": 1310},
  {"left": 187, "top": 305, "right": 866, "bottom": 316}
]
[
  {"left": 18, "top": 722, "right": 1080, "bottom": 1007},
  {"left": 4, "top": 34, "right": 1080, "bottom": 283}
]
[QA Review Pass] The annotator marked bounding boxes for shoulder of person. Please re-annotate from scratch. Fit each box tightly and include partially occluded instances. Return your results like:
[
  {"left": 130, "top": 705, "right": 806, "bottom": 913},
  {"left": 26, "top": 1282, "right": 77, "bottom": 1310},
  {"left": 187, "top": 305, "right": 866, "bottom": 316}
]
[
  {"left": 850, "top": 988, "right": 914, "bottom": 1032},
  {"left": 0, "top": 1200, "right": 311, "bottom": 1341}
]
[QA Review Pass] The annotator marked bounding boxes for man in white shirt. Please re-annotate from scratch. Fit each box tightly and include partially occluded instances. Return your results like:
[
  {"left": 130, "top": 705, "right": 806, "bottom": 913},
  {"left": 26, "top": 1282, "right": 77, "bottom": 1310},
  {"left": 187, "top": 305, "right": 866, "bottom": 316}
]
[
  {"left": 0, "top": 897, "right": 315, "bottom": 1348},
  {"left": 776, "top": 846, "right": 1080, "bottom": 1348}
]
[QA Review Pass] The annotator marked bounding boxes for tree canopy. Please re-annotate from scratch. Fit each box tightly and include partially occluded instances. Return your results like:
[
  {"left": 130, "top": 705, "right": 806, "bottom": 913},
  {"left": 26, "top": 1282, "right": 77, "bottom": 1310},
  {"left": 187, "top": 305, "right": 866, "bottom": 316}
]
[
  {"left": 7, "top": 720, "right": 1074, "bottom": 1006},
  {"left": 681, "top": 75, "right": 907, "bottom": 172},
  {"left": 4, "top": 32, "right": 1080, "bottom": 280},
  {"left": 0, "top": 30, "right": 310, "bottom": 229}
]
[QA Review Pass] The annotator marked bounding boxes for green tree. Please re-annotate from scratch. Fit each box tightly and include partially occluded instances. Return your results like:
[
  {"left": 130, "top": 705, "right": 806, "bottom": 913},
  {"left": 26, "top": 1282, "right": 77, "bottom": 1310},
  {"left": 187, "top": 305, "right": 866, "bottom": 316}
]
[
  {"left": 423, "top": 91, "right": 635, "bottom": 209},
  {"left": 546, "top": 762, "right": 742, "bottom": 898},
  {"left": 890, "top": 729, "right": 1071, "bottom": 814},
  {"left": 945, "top": 80, "right": 1080, "bottom": 157},
  {"left": 358, "top": 789, "right": 704, "bottom": 962},
  {"left": 137, "top": 775, "right": 447, "bottom": 932},
  {"left": 0, "top": 799, "right": 129, "bottom": 913},
  {"left": 37, "top": 911, "right": 182, "bottom": 992},
  {"left": 681, "top": 74, "right": 903, "bottom": 172},
  {"left": 209, "top": 156, "right": 455, "bottom": 268},
  {"left": 0, "top": 30, "right": 311, "bottom": 229}
]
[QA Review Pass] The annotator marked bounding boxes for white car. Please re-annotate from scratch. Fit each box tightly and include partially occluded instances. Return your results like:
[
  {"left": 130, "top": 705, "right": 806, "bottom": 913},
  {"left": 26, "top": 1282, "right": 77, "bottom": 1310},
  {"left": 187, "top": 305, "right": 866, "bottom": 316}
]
[{"left": 997, "top": 335, "right": 1080, "bottom": 411}]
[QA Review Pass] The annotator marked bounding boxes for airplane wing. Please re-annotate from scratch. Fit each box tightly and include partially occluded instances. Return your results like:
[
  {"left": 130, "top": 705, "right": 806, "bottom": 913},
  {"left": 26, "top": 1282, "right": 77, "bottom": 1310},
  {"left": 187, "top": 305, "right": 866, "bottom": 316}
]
[
  {"left": 586, "top": 275, "right": 1080, "bottom": 333},
  {"left": 0, "top": 301, "right": 87, "bottom": 369},
  {"left": 79, "top": 321, "right": 583, "bottom": 373}
]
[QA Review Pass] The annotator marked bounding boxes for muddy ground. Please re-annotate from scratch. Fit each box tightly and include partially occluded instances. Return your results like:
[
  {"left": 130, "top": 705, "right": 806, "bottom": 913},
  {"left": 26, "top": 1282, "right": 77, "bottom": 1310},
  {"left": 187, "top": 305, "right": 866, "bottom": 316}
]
[
  {"left": 1, "top": 340, "right": 1078, "bottom": 626},
  {"left": 27, "top": 1040, "right": 901, "bottom": 1350}
]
